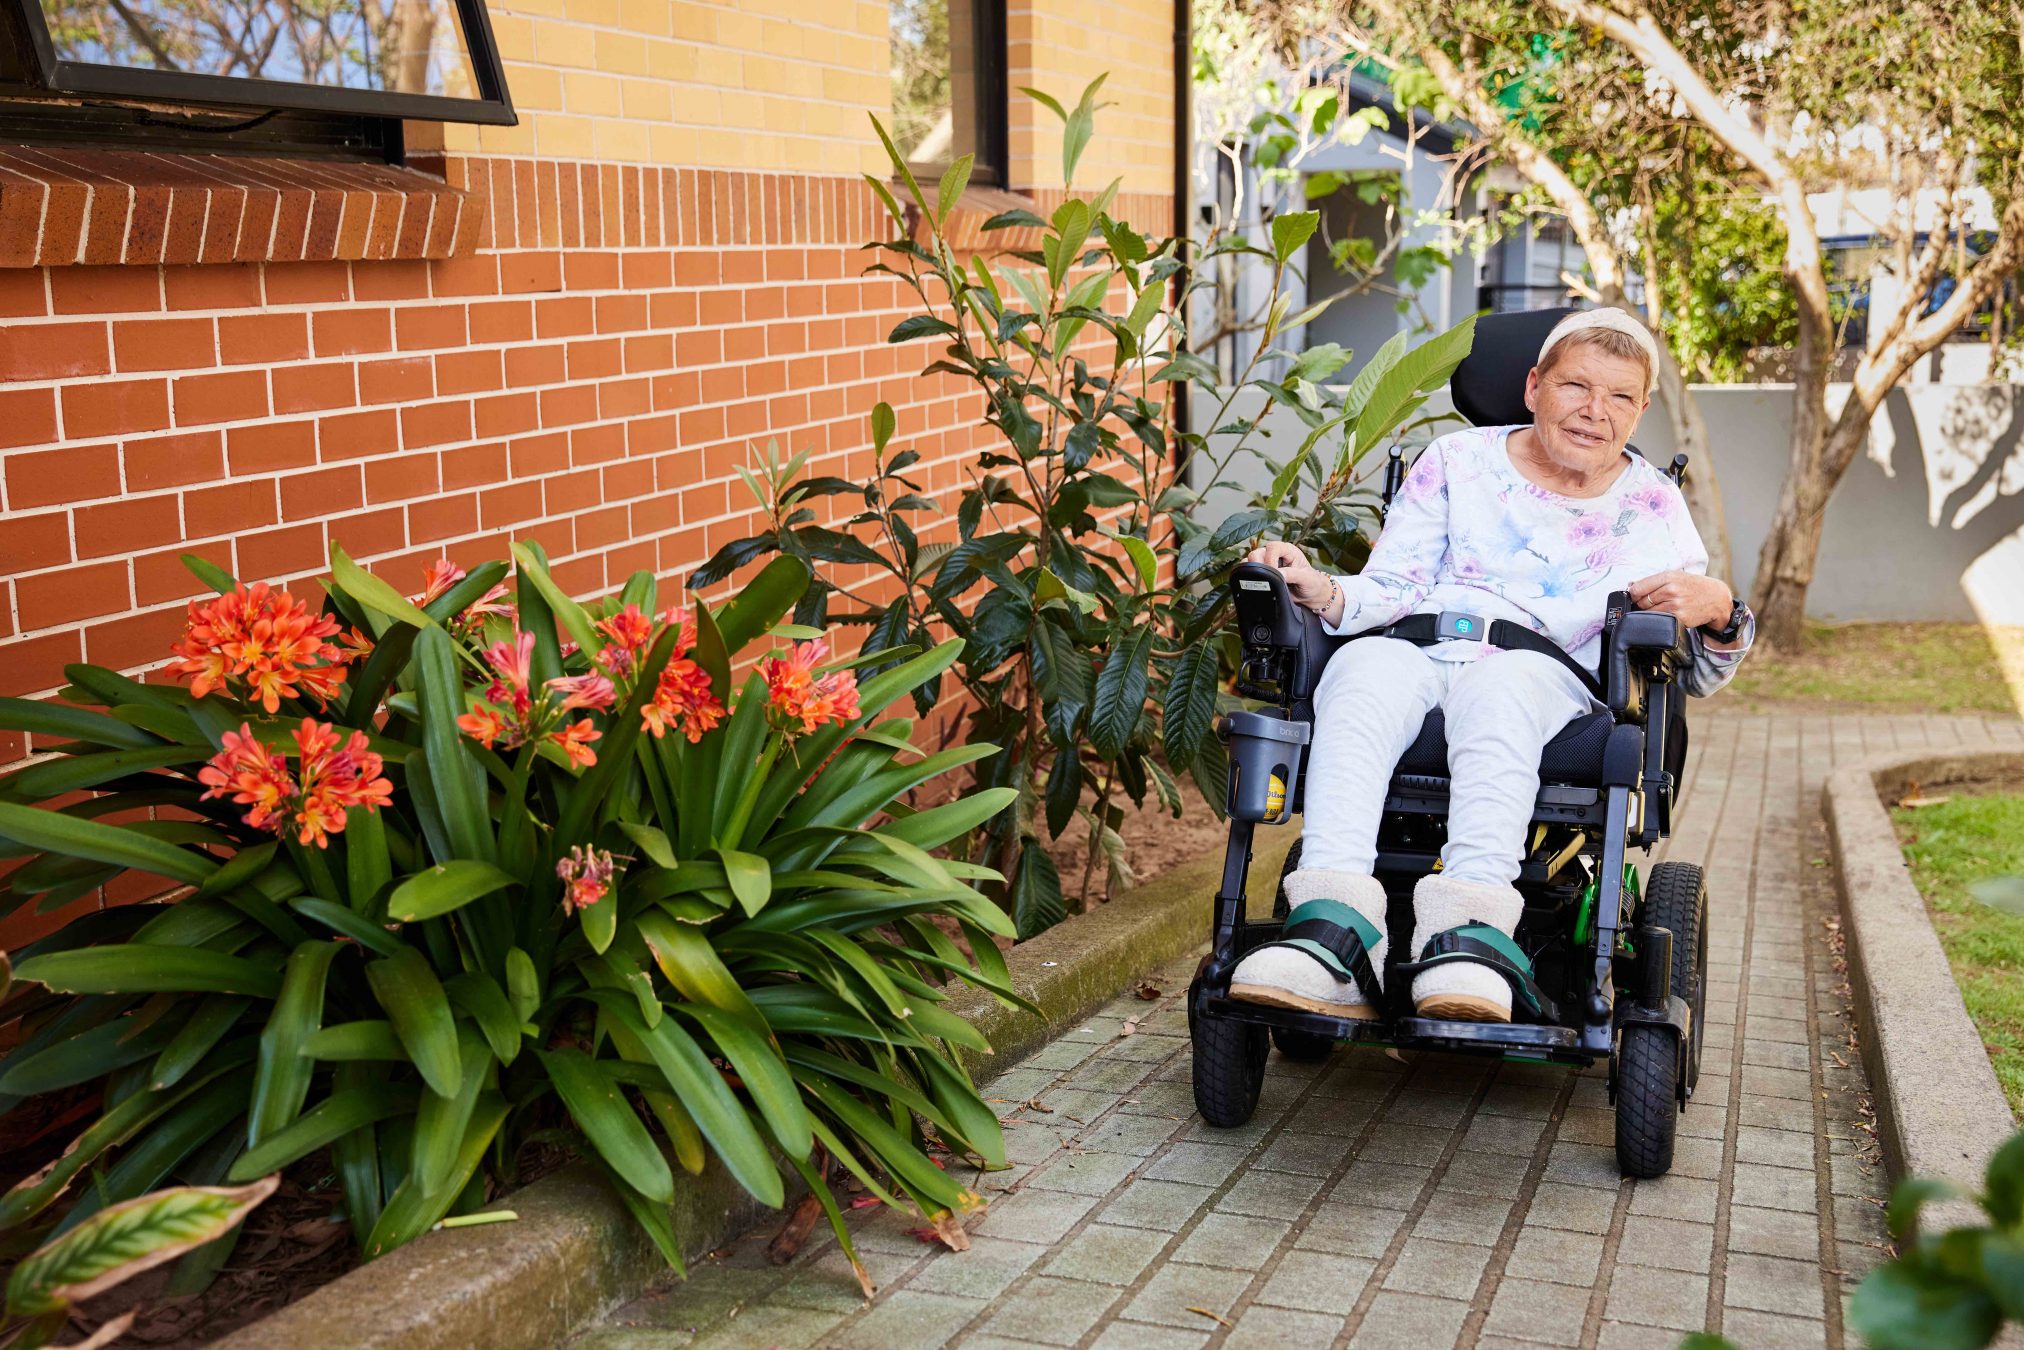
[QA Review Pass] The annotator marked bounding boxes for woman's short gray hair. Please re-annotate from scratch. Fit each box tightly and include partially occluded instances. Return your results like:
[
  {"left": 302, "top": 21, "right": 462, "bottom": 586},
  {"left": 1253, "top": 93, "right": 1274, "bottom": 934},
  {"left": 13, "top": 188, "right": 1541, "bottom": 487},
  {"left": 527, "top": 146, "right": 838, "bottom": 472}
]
[{"left": 1535, "top": 307, "right": 1659, "bottom": 398}]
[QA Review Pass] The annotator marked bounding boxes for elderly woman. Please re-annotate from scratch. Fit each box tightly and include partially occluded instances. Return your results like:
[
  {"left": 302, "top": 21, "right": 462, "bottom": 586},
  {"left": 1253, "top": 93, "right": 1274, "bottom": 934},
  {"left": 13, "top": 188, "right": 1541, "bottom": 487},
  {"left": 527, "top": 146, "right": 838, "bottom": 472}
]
[{"left": 1232, "top": 309, "right": 1753, "bottom": 1024}]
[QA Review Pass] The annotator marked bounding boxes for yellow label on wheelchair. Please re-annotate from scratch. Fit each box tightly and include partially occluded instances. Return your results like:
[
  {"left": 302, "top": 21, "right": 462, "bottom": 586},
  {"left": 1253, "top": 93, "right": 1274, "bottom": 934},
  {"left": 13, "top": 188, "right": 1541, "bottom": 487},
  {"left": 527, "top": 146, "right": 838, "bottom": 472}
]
[{"left": 1264, "top": 773, "right": 1285, "bottom": 822}]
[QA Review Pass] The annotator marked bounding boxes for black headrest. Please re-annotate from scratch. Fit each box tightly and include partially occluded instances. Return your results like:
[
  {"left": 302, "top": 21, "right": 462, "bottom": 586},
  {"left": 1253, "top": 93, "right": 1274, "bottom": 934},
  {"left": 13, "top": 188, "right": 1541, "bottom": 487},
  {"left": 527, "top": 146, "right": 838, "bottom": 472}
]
[{"left": 1449, "top": 306, "right": 1576, "bottom": 427}]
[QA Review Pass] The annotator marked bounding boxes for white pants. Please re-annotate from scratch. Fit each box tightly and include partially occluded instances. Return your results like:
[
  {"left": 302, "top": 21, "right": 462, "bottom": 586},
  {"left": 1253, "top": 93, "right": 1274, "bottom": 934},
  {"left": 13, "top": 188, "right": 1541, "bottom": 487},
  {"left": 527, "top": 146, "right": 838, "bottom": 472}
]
[{"left": 1302, "top": 638, "right": 1594, "bottom": 887}]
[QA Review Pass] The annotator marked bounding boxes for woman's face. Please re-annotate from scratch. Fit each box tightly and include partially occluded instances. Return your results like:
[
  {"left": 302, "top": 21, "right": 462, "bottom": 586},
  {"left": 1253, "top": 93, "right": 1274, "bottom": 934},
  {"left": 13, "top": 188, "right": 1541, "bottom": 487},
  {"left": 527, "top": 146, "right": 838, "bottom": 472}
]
[{"left": 1522, "top": 344, "right": 1650, "bottom": 473}]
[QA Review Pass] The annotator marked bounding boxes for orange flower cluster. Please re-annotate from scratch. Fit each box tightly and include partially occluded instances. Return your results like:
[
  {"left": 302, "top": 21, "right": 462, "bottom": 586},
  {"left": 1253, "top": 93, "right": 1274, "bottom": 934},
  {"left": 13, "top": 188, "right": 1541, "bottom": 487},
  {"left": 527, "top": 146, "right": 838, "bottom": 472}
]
[
  {"left": 170, "top": 584, "right": 355, "bottom": 713},
  {"left": 417, "top": 559, "right": 513, "bottom": 626},
  {"left": 598, "top": 603, "right": 724, "bottom": 745},
  {"left": 199, "top": 719, "right": 392, "bottom": 848},
  {"left": 761, "top": 639, "right": 861, "bottom": 737},
  {"left": 555, "top": 844, "right": 619, "bottom": 913},
  {"left": 456, "top": 631, "right": 608, "bottom": 769}
]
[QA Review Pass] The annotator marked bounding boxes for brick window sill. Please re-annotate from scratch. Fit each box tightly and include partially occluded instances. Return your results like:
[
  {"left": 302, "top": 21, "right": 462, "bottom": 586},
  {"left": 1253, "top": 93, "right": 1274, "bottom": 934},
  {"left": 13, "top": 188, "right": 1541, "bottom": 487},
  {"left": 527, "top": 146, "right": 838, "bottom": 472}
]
[{"left": 0, "top": 147, "right": 474, "bottom": 269}]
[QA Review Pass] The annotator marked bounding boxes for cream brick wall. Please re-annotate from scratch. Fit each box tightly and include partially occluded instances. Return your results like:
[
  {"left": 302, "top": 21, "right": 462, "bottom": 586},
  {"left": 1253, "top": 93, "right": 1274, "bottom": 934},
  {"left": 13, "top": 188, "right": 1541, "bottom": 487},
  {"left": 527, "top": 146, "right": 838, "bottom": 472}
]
[
  {"left": 416, "top": 0, "right": 1176, "bottom": 194},
  {"left": 1008, "top": 0, "right": 1175, "bottom": 195},
  {"left": 433, "top": 0, "right": 893, "bottom": 173}
]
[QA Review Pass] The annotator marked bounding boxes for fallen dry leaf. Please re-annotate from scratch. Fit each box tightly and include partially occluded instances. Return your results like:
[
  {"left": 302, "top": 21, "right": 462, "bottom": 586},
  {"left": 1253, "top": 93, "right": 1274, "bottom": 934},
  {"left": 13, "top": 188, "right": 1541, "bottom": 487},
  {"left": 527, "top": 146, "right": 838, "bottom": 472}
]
[
  {"left": 848, "top": 1195, "right": 882, "bottom": 1210},
  {"left": 931, "top": 1210, "right": 972, "bottom": 1251},
  {"left": 1187, "top": 1306, "right": 1234, "bottom": 1327},
  {"left": 1134, "top": 981, "right": 1162, "bottom": 1000},
  {"left": 1118, "top": 1018, "right": 1140, "bottom": 1037},
  {"left": 768, "top": 1193, "right": 824, "bottom": 1265},
  {"left": 1023, "top": 1098, "right": 1054, "bottom": 1113}
]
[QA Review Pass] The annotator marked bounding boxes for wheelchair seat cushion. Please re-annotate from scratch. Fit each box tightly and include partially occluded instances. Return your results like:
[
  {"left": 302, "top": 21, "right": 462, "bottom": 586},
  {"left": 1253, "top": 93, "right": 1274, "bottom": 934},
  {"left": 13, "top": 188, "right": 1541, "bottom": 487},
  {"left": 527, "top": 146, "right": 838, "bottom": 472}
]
[{"left": 1394, "top": 707, "right": 1614, "bottom": 784}]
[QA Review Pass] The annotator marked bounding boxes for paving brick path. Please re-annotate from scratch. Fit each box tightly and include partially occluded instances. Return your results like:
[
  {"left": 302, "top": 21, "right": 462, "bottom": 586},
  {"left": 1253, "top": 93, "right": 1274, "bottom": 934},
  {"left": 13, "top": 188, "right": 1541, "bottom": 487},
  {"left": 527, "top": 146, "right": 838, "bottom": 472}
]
[{"left": 570, "top": 709, "right": 2024, "bottom": 1350}]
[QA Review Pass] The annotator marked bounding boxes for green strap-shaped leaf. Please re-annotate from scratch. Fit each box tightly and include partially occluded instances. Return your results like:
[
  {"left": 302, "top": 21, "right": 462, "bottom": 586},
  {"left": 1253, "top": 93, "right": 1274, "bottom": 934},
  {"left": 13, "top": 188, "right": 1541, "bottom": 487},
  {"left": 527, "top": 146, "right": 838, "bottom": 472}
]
[
  {"left": 151, "top": 995, "right": 250, "bottom": 1090},
  {"left": 0, "top": 802, "right": 217, "bottom": 887},
  {"left": 248, "top": 939, "right": 345, "bottom": 1149},
  {"left": 15, "top": 946, "right": 280, "bottom": 999},
  {"left": 537, "top": 1046, "right": 673, "bottom": 1205},
  {"left": 634, "top": 911, "right": 763, "bottom": 1025},
  {"left": 672, "top": 1002, "right": 812, "bottom": 1161},
  {"left": 0, "top": 698, "right": 157, "bottom": 749},
  {"left": 411, "top": 1028, "right": 493, "bottom": 1197},
  {"left": 387, "top": 860, "right": 516, "bottom": 923},
  {"left": 330, "top": 542, "right": 432, "bottom": 630},
  {"left": 412, "top": 626, "right": 494, "bottom": 865},
  {"left": 5, "top": 1178, "right": 280, "bottom": 1316},
  {"left": 366, "top": 946, "right": 461, "bottom": 1099},
  {"left": 444, "top": 971, "right": 522, "bottom": 1066},
  {"left": 875, "top": 787, "right": 1017, "bottom": 852},
  {"left": 586, "top": 994, "right": 781, "bottom": 1208},
  {"left": 508, "top": 543, "right": 601, "bottom": 655},
  {"left": 300, "top": 1020, "right": 406, "bottom": 1061},
  {"left": 7, "top": 745, "right": 210, "bottom": 800},
  {"left": 364, "top": 1094, "right": 508, "bottom": 1257},
  {"left": 228, "top": 1083, "right": 419, "bottom": 1183},
  {"left": 713, "top": 848, "right": 771, "bottom": 917}
]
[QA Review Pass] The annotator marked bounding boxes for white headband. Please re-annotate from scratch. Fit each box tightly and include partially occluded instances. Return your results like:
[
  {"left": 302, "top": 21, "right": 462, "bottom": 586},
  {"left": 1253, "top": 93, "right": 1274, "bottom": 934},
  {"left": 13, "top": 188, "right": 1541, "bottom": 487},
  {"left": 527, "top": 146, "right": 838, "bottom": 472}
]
[{"left": 1536, "top": 307, "right": 1660, "bottom": 395}]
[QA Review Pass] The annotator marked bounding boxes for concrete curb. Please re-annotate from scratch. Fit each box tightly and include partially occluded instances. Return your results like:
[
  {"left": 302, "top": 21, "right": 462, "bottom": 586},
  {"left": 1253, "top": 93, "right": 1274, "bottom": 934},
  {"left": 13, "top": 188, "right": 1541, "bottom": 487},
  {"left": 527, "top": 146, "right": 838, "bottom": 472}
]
[
  {"left": 1823, "top": 749, "right": 2020, "bottom": 1226},
  {"left": 210, "top": 822, "right": 1297, "bottom": 1348}
]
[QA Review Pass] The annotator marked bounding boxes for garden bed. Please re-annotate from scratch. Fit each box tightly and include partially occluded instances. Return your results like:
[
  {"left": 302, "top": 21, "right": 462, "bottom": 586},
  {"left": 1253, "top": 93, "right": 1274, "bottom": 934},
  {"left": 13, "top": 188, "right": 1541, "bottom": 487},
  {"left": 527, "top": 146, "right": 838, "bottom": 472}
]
[{"left": 1890, "top": 781, "right": 2024, "bottom": 1118}]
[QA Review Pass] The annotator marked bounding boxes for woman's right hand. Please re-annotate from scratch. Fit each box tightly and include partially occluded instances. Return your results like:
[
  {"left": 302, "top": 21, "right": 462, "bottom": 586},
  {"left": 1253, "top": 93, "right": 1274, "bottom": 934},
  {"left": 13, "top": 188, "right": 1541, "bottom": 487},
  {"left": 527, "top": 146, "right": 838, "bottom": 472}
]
[{"left": 1242, "top": 541, "right": 1334, "bottom": 613}]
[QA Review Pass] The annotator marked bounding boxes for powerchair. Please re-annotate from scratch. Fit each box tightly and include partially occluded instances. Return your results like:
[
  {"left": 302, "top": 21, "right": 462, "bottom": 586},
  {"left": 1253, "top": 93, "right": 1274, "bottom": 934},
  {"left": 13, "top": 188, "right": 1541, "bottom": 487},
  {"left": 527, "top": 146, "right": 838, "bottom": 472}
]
[{"left": 1187, "top": 308, "right": 1710, "bottom": 1178}]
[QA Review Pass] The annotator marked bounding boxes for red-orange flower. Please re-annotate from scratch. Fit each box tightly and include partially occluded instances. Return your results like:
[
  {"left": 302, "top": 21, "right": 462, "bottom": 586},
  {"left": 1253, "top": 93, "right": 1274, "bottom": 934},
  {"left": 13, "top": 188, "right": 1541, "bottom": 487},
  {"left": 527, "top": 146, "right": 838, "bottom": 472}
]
[
  {"left": 546, "top": 672, "right": 616, "bottom": 713},
  {"left": 548, "top": 718, "right": 601, "bottom": 769},
  {"left": 199, "top": 718, "right": 391, "bottom": 848},
  {"left": 417, "top": 559, "right": 464, "bottom": 605},
  {"left": 171, "top": 583, "right": 350, "bottom": 713},
  {"left": 457, "top": 705, "right": 508, "bottom": 748},
  {"left": 595, "top": 604, "right": 656, "bottom": 679},
  {"left": 762, "top": 639, "right": 861, "bottom": 736},
  {"left": 555, "top": 844, "right": 619, "bottom": 914},
  {"left": 641, "top": 655, "right": 724, "bottom": 743}
]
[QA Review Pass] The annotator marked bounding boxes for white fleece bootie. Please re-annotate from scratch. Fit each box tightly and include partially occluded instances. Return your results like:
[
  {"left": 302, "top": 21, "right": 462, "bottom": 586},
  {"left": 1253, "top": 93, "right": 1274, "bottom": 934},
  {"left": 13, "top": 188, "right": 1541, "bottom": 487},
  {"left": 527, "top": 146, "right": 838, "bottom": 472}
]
[
  {"left": 1408, "top": 874, "right": 1525, "bottom": 1023},
  {"left": 1228, "top": 869, "right": 1388, "bottom": 1019}
]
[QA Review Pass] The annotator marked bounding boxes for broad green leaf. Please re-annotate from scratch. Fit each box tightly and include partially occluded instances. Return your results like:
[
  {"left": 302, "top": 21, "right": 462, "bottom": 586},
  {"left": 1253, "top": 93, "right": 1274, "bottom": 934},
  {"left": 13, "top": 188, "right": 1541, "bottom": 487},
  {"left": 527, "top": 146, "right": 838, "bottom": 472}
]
[
  {"left": 936, "top": 153, "right": 973, "bottom": 221},
  {"left": 635, "top": 911, "right": 762, "bottom": 1025},
  {"left": 365, "top": 1094, "right": 507, "bottom": 1257},
  {"left": 15, "top": 946, "right": 279, "bottom": 999},
  {"left": 6, "top": 1178, "right": 278, "bottom": 1316},
  {"left": 387, "top": 860, "right": 516, "bottom": 923},
  {"left": 1270, "top": 210, "right": 1319, "bottom": 263},
  {"left": 150, "top": 995, "right": 248, "bottom": 1090},
  {"left": 590, "top": 996, "right": 781, "bottom": 1207},
  {"left": 1010, "top": 844, "right": 1065, "bottom": 940},
  {"left": 179, "top": 552, "right": 239, "bottom": 595},
  {"left": 673, "top": 1003, "right": 812, "bottom": 1161},
  {"left": 330, "top": 542, "right": 432, "bottom": 630},
  {"left": 411, "top": 1029, "right": 492, "bottom": 1196},
  {"left": 1161, "top": 639, "right": 1223, "bottom": 773},
  {"left": 0, "top": 698, "right": 157, "bottom": 750},
  {"left": 508, "top": 542, "right": 601, "bottom": 656},
  {"left": 413, "top": 626, "right": 494, "bottom": 864},
  {"left": 710, "top": 555, "right": 812, "bottom": 653},
  {"left": 300, "top": 1020, "right": 406, "bottom": 1061},
  {"left": 1847, "top": 1261, "right": 2000, "bottom": 1350},
  {"left": 228, "top": 1084, "right": 417, "bottom": 1182},
  {"left": 0, "top": 802, "right": 216, "bottom": 887},
  {"left": 715, "top": 849, "right": 772, "bottom": 917},
  {"left": 537, "top": 1047, "right": 673, "bottom": 1205},
  {"left": 1088, "top": 621, "right": 1154, "bottom": 760},
  {"left": 1353, "top": 314, "right": 1476, "bottom": 457},
  {"left": 505, "top": 948, "right": 540, "bottom": 1023},
  {"left": 366, "top": 946, "right": 461, "bottom": 1099},
  {"left": 876, "top": 787, "right": 1017, "bottom": 852},
  {"left": 1341, "top": 329, "right": 1409, "bottom": 419},
  {"left": 445, "top": 971, "right": 522, "bottom": 1066},
  {"left": 248, "top": 940, "right": 344, "bottom": 1148}
]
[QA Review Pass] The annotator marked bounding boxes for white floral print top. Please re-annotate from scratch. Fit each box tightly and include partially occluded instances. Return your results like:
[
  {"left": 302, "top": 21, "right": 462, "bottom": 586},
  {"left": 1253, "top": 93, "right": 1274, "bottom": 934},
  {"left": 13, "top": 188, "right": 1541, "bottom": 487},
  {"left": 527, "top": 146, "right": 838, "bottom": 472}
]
[{"left": 1322, "top": 425, "right": 1752, "bottom": 696}]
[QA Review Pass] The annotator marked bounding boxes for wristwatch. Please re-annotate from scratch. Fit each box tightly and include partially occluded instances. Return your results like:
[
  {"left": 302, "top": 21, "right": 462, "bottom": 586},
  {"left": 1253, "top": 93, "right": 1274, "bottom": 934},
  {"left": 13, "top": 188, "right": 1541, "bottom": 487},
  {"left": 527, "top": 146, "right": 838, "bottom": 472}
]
[{"left": 1699, "top": 597, "right": 1748, "bottom": 644}]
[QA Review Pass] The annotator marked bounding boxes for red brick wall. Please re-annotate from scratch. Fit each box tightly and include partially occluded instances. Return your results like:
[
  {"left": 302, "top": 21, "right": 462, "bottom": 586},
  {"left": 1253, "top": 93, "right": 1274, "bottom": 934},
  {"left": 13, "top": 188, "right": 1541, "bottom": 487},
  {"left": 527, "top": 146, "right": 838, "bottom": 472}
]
[{"left": 0, "top": 150, "right": 1173, "bottom": 947}]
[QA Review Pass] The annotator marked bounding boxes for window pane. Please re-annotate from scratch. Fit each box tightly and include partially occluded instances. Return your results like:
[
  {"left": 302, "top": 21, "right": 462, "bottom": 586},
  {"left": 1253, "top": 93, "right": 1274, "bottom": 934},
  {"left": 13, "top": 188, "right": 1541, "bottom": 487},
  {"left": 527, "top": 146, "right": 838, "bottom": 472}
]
[
  {"left": 39, "top": 0, "right": 483, "bottom": 99},
  {"left": 890, "top": 0, "right": 977, "bottom": 174}
]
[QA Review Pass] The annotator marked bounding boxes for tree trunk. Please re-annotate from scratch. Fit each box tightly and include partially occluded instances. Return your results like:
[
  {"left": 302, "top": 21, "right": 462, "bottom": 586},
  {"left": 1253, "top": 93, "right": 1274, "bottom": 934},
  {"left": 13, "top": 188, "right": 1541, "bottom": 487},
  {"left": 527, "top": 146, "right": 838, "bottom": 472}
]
[
  {"left": 1648, "top": 339, "right": 1731, "bottom": 583},
  {"left": 1751, "top": 394, "right": 1875, "bottom": 651}
]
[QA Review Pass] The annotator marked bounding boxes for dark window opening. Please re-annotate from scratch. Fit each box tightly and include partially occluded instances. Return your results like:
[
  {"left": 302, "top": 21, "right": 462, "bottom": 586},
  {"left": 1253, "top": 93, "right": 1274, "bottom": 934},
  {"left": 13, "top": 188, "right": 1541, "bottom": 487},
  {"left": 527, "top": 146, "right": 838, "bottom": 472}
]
[
  {"left": 0, "top": 0, "right": 512, "bottom": 135},
  {"left": 889, "top": 0, "right": 1005, "bottom": 187}
]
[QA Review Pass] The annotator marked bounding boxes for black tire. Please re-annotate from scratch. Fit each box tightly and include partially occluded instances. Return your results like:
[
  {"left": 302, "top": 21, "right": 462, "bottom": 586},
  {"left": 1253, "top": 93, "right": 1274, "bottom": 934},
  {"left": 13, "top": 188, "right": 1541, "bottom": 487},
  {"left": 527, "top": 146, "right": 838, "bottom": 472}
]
[
  {"left": 1615, "top": 1024, "right": 1680, "bottom": 1177},
  {"left": 1192, "top": 999, "right": 1270, "bottom": 1128},
  {"left": 1644, "top": 861, "right": 1708, "bottom": 1093},
  {"left": 1262, "top": 839, "right": 1336, "bottom": 1061}
]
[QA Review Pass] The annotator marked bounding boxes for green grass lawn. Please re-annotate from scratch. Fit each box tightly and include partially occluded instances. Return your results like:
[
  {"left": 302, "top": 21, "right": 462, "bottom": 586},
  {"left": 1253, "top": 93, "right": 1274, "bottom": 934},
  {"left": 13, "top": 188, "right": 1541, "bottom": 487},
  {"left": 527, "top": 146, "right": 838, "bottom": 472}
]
[
  {"left": 1728, "top": 621, "right": 2018, "bottom": 715},
  {"left": 1892, "top": 790, "right": 2024, "bottom": 1118}
]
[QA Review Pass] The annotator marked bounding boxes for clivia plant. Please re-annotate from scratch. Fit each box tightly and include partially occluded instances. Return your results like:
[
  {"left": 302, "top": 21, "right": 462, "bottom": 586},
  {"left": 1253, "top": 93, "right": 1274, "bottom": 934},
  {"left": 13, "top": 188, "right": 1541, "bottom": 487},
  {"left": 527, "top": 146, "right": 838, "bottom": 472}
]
[{"left": 0, "top": 542, "right": 1026, "bottom": 1331}]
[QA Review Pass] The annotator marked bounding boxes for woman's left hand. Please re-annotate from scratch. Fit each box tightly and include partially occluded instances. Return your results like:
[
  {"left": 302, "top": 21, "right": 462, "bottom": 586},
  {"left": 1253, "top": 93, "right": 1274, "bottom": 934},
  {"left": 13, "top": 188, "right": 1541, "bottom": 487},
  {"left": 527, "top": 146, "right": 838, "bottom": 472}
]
[{"left": 1627, "top": 570, "right": 1732, "bottom": 629}]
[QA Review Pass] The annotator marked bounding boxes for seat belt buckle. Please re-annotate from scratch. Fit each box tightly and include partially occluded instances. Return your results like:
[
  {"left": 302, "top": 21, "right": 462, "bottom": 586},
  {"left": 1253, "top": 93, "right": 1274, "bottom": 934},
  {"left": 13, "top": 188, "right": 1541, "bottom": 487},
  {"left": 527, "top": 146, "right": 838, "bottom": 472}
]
[{"left": 1435, "top": 611, "right": 1486, "bottom": 641}]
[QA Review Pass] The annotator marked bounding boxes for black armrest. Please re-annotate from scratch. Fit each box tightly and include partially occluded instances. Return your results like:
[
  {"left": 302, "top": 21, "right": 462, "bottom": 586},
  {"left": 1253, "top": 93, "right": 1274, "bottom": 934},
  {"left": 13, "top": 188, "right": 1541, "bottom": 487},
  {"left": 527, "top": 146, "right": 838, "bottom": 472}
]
[
  {"left": 1601, "top": 590, "right": 1690, "bottom": 719},
  {"left": 1229, "top": 561, "right": 1353, "bottom": 705}
]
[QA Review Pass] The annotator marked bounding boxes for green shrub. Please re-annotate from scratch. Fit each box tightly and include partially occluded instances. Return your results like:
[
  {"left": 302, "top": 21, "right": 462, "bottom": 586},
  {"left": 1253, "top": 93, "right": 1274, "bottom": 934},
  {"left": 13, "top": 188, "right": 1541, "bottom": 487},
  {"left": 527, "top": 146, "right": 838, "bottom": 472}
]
[
  {"left": 0, "top": 544, "right": 1025, "bottom": 1296},
  {"left": 696, "top": 76, "right": 1473, "bottom": 936}
]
